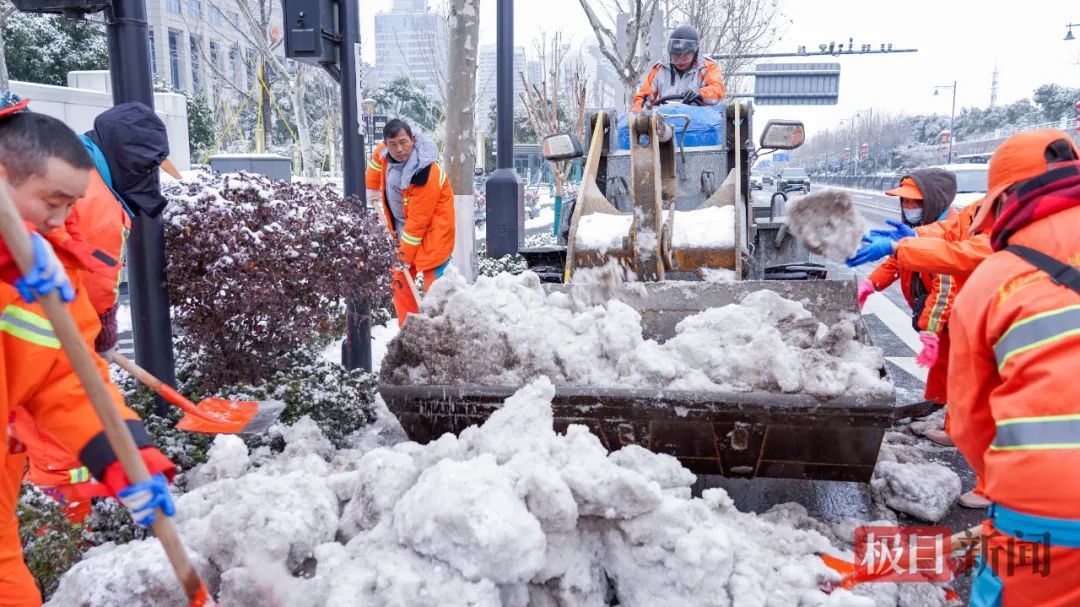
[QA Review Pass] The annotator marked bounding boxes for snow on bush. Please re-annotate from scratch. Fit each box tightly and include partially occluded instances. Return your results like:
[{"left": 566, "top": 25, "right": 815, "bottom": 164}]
[
  {"left": 48, "top": 379, "right": 880, "bottom": 607},
  {"left": 383, "top": 267, "right": 892, "bottom": 399},
  {"left": 162, "top": 171, "right": 395, "bottom": 388}
]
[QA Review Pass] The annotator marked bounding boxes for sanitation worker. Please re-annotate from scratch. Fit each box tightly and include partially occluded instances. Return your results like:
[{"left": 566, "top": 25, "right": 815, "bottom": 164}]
[
  {"left": 368, "top": 118, "right": 454, "bottom": 326},
  {"left": 948, "top": 129, "right": 1080, "bottom": 606},
  {"left": 0, "top": 100, "right": 176, "bottom": 606},
  {"left": 632, "top": 25, "right": 725, "bottom": 112}
]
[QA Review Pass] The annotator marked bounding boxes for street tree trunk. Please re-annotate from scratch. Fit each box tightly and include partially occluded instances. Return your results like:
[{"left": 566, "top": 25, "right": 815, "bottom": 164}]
[
  {"left": 443, "top": 0, "right": 480, "bottom": 281},
  {"left": 292, "top": 65, "right": 316, "bottom": 178}
]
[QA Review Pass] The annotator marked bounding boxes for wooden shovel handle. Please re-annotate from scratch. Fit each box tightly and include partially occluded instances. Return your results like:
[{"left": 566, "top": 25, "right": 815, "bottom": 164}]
[
  {"left": 372, "top": 194, "right": 423, "bottom": 304},
  {"left": 0, "top": 187, "right": 207, "bottom": 601},
  {"left": 108, "top": 351, "right": 203, "bottom": 417}
]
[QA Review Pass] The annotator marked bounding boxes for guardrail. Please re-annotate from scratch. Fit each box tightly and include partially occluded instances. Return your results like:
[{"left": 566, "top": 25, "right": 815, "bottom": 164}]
[{"left": 810, "top": 174, "right": 901, "bottom": 192}]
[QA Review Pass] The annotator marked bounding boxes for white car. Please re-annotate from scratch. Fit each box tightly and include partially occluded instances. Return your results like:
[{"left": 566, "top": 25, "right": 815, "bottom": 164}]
[{"left": 931, "top": 163, "right": 988, "bottom": 210}]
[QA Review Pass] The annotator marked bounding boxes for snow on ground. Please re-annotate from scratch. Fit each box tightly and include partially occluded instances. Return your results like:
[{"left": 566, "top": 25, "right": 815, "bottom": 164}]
[
  {"left": 49, "top": 378, "right": 886, "bottom": 607},
  {"left": 384, "top": 265, "right": 892, "bottom": 399},
  {"left": 320, "top": 320, "right": 399, "bottom": 372},
  {"left": 671, "top": 205, "right": 736, "bottom": 248},
  {"left": 869, "top": 432, "right": 962, "bottom": 523},
  {"left": 116, "top": 304, "right": 132, "bottom": 334},
  {"left": 786, "top": 190, "right": 867, "bottom": 262}
]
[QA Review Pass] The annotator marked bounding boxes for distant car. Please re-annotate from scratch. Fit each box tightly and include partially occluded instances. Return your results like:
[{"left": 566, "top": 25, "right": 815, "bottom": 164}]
[
  {"left": 777, "top": 168, "right": 810, "bottom": 194},
  {"left": 762, "top": 174, "right": 774, "bottom": 186},
  {"left": 931, "top": 163, "right": 988, "bottom": 210},
  {"left": 750, "top": 174, "right": 763, "bottom": 190}
]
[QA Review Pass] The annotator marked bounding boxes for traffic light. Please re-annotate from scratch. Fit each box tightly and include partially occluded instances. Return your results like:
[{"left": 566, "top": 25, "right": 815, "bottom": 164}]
[
  {"left": 281, "top": 0, "right": 340, "bottom": 67},
  {"left": 940, "top": 130, "right": 951, "bottom": 151},
  {"left": 844, "top": 147, "right": 850, "bottom": 161},
  {"left": 1075, "top": 101, "right": 1080, "bottom": 133},
  {"left": 860, "top": 143, "right": 869, "bottom": 160}
]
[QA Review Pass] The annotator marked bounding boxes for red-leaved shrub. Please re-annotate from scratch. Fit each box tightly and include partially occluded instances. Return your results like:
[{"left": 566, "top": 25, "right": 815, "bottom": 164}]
[{"left": 163, "top": 171, "right": 394, "bottom": 387}]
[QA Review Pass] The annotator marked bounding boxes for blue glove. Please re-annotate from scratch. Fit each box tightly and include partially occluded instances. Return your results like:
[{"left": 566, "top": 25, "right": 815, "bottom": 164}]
[
  {"left": 846, "top": 233, "right": 897, "bottom": 267},
  {"left": 868, "top": 219, "right": 917, "bottom": 242},
  {"left": 14, "top": 232, "right": 75, "bottom": 303},
  {"left": 117, "top": 473, "right": 176, "bottom": 527}
]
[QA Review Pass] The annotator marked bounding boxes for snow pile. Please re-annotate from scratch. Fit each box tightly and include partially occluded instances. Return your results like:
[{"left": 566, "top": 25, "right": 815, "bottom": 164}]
[
  {"left": 383, "top": 268, "right": 891, "bottom": 399},
  {"left": 575, "top": 213, "right": 632, "bottom": 252},
  {"left": 49, "top": 379, "right": 873, "bottom": 607},
  {"left": 870, "top": 433, "right": 962, "bottom": 522},
  {"left": 671, "top": 205, "right": 736, "bottom": 248},
  {"left": 786, "top": 190, "right": 867, "bottom": 262}
]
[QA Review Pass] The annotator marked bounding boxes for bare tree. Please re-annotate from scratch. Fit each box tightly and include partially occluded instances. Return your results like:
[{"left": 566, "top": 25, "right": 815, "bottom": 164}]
[
  {"left": 576, "top": 0, "right": 662, "bottom": 105},
  {"left": 668, "top": 0, "right": 788, "bottom": 92},
  {"left": 519, "top": 33, "right": 588, "bottom": 199},
  {"left": 442, "top": 0, "right": 480, "bottom": 280},
  {"left": 0, "top": 0, "right": 18, "bottom": 90}
]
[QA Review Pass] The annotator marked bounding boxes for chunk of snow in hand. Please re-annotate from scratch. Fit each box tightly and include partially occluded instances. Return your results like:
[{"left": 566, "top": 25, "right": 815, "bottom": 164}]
[
  {"left": 47, "top": 381, "right": 879, "bottom": 606},
  {"left": 786, "top": 189, "right": 867, "bottom": 262},
  {"left": 383, "top": 266, "right": 892, "bottom": 399}
]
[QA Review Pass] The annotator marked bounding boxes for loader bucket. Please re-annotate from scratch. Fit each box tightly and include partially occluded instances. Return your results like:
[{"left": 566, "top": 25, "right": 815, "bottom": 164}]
[{"left": 379, "top": 279, "right": 898, "bottom": 483}]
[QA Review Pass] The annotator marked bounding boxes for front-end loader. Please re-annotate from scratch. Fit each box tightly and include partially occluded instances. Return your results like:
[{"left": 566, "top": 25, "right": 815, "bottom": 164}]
[{"left": 380, "top": 100, "right": 909, "bottom": 483}]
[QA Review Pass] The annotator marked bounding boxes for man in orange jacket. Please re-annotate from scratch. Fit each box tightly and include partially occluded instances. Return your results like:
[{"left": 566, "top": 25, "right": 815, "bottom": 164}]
[
  {"left": 849, "top": 170, "right": 997, "bottom": 508},
  {"left": 368, "top": 119, "right": 455, "bottom": 326},
  {"left": 632, "top": 25, "right": 725, "bottom": 112},
  {"left": 0, "top": 106, "right": 177, "bottom": 606},
  {"left": 947, "top": 129, "right": 1080, "bottom": 607},
  {"left": 860, "top": 170, "right": 957, "bottom": 400}
]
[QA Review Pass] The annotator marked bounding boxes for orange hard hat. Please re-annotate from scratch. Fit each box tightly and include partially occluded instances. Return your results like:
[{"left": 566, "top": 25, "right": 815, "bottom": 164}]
[
  {"left": 971, "top": 129, "right": 1080, "bottom": 232},
  {"left": 885, "top": 176, "right": 923, "bottom": 200}
]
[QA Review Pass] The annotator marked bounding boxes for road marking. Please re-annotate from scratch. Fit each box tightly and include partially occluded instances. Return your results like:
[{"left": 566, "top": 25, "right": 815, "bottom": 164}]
[
  {"left": 887, "top": 356, "right": 929, "bottom": 382},
  {"left": 862, "top": 291, "right": 922, "bottom": 352}
]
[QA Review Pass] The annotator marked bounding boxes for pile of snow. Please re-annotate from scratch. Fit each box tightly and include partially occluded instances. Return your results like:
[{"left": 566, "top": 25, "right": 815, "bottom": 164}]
[
  {"left": 786, "top": 190, "right": 867, "bottom": 262},
  {"left": 869, "top": 432, "right": 962, "bottom": 522},
  {"left": 575, "top": 213, "right": 632, "bottom": 252},
  {"left": 49, "top": 379, "right": 878, "bottom": 606},
  {"left": 671, "top": 205, "right": 736, "bottom": 248},
  {"left": 383, "top": 267, "right": 891, "bottom": 399}
]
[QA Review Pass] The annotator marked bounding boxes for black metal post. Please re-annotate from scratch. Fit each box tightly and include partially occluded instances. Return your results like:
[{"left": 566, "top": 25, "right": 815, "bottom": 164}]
[
  {"left": 338, "top": 0, "right": 372, "bottom": 371},
  {"left": 484, "top": 0, "right": 523, "bottom": 258},
  {"left": 106, "top": 0, "right": 175, "bottom": 412}
]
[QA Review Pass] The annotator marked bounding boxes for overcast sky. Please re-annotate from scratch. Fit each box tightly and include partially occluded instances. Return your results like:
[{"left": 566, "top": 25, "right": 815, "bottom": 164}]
[{"left": 359, "top": 0, "right": 1080, "bottom": 137}]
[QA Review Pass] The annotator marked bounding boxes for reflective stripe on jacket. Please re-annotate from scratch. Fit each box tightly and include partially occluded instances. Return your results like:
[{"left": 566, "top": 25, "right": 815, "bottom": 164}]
[{"left": 948, "top": 204, "right": 1080, "bottom": 518}]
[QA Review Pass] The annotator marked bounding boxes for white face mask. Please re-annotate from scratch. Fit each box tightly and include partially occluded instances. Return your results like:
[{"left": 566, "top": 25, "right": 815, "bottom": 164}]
[{"left": 902, "top": 208, "right": 923, "bottom": 224}]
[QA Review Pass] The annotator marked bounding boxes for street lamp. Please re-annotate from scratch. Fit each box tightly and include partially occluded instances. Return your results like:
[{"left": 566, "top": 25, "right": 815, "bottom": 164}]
[
  {"left": 934, "top": 81, "right": 957, "bottom": 163},
  {"left": 1065, "top": 23, "right": 1078, "bottom": 41}
]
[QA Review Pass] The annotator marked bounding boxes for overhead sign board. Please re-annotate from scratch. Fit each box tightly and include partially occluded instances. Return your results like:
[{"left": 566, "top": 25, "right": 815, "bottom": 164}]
[{"left": 753, "top": 63, "right": 840, "bottom": 106}]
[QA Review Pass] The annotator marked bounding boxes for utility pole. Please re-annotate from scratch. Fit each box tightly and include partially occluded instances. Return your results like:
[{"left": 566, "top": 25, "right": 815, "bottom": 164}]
[
  {"left": 337, "top": 0, "right": 371, "bottom": 372},
  {"left": 990, "top": 63, "right": 999, "bottom": 108},
  {"left": 935, "top": 81, "right": 957, "bottom": 164},
  {"left": 106, "top": 0, "right": 176, "bottom": 411},
  {"left": 484, "top": 0, "right": 524, "bottom": 258}
]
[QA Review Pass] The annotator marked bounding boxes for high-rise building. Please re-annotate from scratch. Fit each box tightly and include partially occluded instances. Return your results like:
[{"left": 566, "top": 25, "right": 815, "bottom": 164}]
[
  {"left": 373, "top": 0, "right": 446, "bottom": 101},
  {"left": 475, "top": 44, "right": 527, "bottom": 132},
  {"left": 581, "top": 45, "right": 621, "bottom": 109},
  {"left": 144, "top": 0, "right": 269, "bottom": 104}
]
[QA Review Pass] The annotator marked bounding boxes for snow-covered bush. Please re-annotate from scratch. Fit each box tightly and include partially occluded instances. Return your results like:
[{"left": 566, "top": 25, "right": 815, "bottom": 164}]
[
  {"left": 17, "top": 485, "right": 86, "bottom": 599},
  {"left": 163, "top": 171, "right": 394, "bottom": 388},
  {"left": 476, "top": 233, "right": 554, "bottom": 277}
]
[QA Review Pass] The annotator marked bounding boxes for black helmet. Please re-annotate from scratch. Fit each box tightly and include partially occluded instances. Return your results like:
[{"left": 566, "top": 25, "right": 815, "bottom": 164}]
[{"left": 668, "top": 25, "right": 700, "bottom": 57}]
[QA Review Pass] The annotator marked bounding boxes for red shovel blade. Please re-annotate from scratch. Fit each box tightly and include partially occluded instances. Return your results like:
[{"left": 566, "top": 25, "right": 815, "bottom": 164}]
[{"left": 174, "top": 396, "right": 285, "bottom": 435}]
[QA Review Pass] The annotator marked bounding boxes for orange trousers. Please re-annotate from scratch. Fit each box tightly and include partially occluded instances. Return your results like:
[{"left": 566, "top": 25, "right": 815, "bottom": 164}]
[
  {"left": 392, "top": 262, "right": 448, "bottom": 328},
  {"left": 0, "top": 453, "right": 42, "bottom": 607},
  {"left": 972, "top": 520, "right": 1080, "bottom": 606}
]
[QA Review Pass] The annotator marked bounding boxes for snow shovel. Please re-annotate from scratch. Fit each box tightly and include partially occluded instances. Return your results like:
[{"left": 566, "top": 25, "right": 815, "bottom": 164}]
[
  {"left": 108, "top": 351, "right": 285, "bottom": 435},
  {"left": 0, "top": 189, "right": 215, "bottom": 606},
  {"left": 371, "top": 194, "right": 423, "bottom": 305},
  {"left": 820, "top": 524, "right": 982, "bottom": 593}
]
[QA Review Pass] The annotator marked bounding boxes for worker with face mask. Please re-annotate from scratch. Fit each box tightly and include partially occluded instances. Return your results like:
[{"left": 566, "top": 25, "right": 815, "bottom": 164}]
[{"left": 631, "top": 25, "right": 726, "bottom": 112}]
